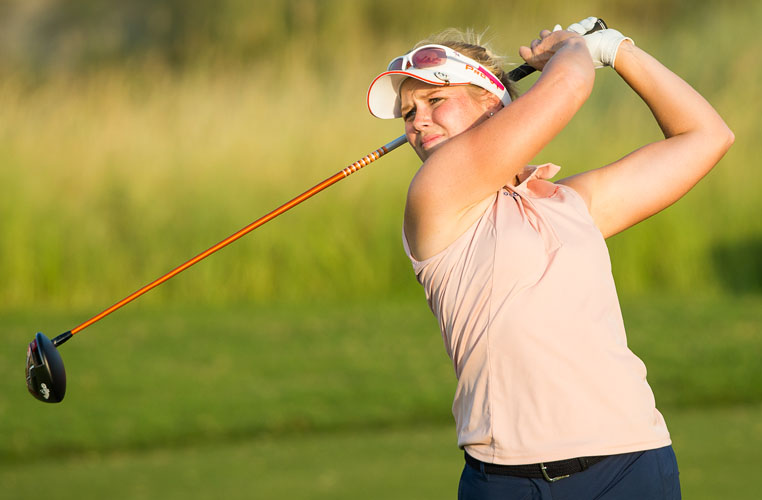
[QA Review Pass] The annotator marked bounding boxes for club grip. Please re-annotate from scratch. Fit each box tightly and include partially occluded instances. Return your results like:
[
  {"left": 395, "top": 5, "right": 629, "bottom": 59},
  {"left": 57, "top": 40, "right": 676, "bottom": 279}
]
[{"left": 508, "top": 18, "right": 607, "bottom": 81}]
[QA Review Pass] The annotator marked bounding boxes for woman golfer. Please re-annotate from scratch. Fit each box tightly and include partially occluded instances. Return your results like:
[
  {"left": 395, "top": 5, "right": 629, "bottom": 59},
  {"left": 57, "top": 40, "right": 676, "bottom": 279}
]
[{"left": 366, "top": 17, "right": 733, "bottom": 499}]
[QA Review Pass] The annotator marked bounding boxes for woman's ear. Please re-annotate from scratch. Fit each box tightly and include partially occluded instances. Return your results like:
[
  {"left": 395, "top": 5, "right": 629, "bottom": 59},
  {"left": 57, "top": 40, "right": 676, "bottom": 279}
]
[
  {"left": 481, "top": 91, "right": 503, "bottom": 114},
  {"left": 466, "top": 86, "right": 503, "bottom": 116}
]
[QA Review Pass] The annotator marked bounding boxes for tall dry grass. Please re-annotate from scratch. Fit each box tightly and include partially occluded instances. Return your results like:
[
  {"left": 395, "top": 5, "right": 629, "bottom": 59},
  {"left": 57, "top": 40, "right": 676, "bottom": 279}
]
[{"left": 1, "top": 2, "right": 759, "bottom": 309}]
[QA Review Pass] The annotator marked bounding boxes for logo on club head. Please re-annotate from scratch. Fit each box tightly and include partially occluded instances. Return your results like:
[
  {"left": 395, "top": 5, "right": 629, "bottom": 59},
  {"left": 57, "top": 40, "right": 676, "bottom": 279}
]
[
  {"left": 434, "top": 71, "right": 450, "bottom": 82},
  {"left": 40, "top": 383, "right": 50, "bottom": 400}
]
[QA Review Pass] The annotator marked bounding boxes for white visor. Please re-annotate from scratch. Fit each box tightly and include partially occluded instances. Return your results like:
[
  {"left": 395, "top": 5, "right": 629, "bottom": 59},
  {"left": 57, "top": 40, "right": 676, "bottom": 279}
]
[{"left": 366, "top": 45, "right": 511, "bottom": 119}]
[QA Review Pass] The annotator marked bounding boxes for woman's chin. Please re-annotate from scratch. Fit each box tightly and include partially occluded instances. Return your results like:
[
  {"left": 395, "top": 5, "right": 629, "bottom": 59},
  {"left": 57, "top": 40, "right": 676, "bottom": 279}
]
[{"left": 421, "top": 139, "right": 448, "bottom": 159}]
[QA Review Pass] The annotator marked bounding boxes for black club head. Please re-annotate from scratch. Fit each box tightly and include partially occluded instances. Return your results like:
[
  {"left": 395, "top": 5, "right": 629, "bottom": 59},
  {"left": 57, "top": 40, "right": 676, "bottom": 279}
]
[{"left": 26, "top": 332, "right": 67, "bottom": 403}]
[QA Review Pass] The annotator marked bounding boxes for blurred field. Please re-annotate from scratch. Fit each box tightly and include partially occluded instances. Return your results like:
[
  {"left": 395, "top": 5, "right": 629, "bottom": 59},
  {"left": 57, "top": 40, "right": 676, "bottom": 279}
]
[
  {"left": 1, "top": 1, "right": 761, "bottom": 309},
  {"left": 3, "top": 407, "right": 761, "bottom": 499},
  {"left": 2, "top": 297, "right": 761, "bottom": 498},
  {"left": 2, "top": 1, "right": 761, "bottom": 498}
]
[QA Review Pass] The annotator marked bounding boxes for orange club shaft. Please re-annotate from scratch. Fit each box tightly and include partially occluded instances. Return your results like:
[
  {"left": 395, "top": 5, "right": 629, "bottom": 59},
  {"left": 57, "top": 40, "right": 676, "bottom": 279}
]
[{"left": 69, "top": 135, "right": 408, "bottom": 336}]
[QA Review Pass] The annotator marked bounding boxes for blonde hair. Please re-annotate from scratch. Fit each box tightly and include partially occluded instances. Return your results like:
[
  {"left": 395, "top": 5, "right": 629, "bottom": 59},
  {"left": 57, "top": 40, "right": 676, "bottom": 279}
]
[{"left": 413, "top": 28, "right": 519, "bottom": 101}]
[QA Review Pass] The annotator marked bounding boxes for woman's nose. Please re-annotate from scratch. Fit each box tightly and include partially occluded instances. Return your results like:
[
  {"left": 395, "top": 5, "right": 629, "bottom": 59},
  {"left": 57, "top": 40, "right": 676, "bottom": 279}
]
[{"left": 412, "top": 107, "right": 431, "bottom": 130}]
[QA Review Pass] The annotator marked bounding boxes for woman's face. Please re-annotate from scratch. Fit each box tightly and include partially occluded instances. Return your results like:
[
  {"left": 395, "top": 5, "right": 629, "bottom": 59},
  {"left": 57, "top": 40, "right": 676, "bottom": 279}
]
[{"left": 399, "top": 78, "right": 497, "bottom": 161}]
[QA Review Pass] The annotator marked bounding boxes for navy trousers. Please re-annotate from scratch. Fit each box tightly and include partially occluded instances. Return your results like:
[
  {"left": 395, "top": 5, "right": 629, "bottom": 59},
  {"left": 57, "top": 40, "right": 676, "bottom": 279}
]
[{"left": 458, "top": 446, "right": 681, "bottom": 500}]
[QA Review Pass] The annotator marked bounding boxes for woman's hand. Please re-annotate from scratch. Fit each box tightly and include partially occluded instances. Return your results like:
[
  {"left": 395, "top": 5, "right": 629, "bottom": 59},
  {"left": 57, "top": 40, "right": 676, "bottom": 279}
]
[{"left": 519, "top": 29, "right": 589, "bottom": 71}]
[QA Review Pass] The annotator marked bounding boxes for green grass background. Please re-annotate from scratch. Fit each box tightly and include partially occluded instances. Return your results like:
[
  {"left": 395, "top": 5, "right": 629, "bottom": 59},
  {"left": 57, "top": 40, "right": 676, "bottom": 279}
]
[
  {"left": 2, "top": 0, "right": 761, "bottom": 307},
  {"left": 2, "top": 0, "right": 761, "bottom": 498},
  {"left": 2, "top": 298, "right": 761, "bottom": 498}
]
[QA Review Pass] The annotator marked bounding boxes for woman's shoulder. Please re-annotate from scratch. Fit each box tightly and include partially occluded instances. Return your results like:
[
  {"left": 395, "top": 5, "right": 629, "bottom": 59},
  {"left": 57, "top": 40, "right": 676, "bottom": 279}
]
[{"left": 404, "top": 191, "right": 498, "bottom": 264}]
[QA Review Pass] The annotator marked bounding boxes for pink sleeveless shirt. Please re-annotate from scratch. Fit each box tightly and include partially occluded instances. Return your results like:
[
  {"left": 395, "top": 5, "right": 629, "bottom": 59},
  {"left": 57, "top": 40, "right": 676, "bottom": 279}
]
[{"left": 403, "top": 164, "right": 671, "bottom": 465}]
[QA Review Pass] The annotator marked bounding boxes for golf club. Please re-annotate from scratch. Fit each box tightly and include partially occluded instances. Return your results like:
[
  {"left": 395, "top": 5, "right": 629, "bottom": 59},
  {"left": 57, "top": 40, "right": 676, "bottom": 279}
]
[
  {"left": 25, "top": 18, "right": 607, "bottom": 403},
  {"left": 25, "top": 134, "right": 407, "bottom": 403}
]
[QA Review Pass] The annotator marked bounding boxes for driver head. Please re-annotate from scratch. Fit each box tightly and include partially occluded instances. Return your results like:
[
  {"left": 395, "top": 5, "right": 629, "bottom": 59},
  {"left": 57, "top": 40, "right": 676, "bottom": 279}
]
[{"left": 26, "top": 332, "right": 66, "bottom": 403}]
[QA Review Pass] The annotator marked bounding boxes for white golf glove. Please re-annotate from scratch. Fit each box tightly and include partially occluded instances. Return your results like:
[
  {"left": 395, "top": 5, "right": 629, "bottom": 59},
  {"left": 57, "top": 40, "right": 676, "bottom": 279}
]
[{"left": 554, "top": 17, "right": 634, "bottom": 69}]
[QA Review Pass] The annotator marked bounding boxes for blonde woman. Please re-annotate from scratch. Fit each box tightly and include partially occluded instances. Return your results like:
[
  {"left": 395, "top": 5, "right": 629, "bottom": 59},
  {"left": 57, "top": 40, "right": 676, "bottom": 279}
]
[{"left": 366, "top": 17, "right": 733, "bottom": 500}]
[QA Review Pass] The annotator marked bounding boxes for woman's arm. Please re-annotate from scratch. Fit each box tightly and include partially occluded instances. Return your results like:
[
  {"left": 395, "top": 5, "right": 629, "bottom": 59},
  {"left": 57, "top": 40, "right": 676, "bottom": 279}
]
[
  {"left": 405, "top": 30, "right": 595, "bottom": 260},
  {"left": 559, "top": 41, "right": 735, "bottom": 238}
]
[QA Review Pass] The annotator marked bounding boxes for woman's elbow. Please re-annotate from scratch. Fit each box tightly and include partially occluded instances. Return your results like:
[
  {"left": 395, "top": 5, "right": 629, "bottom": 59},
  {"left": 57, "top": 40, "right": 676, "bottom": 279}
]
[
  {"left": 724, "top": 126, "right": 736, "bottom": 150},
  {"left": 717, "top": 122, "right": 735, "bottom": 155},
  {"left": 701, "top": 117, "right": 735, "bottom": 158}
]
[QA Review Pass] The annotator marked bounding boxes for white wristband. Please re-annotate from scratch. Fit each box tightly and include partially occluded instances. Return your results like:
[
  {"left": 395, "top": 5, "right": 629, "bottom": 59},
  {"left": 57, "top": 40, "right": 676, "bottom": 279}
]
[
  {"left": 563, "top": 17, "right": 634, "bottom": 69},
  {"left": 583, "top": 29, "right": 633, "bottom": 69}
]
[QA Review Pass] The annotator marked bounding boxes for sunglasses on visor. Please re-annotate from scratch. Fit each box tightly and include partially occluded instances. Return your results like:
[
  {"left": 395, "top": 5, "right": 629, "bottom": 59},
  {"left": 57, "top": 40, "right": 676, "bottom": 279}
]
[{"left": 386, "top": 44, "right": 506, "bottom": 92}]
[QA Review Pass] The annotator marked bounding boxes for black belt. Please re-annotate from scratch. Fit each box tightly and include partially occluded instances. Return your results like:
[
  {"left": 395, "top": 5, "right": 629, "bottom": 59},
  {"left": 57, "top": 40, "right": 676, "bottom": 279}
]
[{"left": 465, "top": 451, "right": 609, "bottom": 482}]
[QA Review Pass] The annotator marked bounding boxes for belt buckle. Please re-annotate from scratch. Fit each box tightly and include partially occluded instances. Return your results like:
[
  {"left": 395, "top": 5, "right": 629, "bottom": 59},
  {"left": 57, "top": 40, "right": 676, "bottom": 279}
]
[{"left": 540, "top": 463, "right": 570, "bottom": 482}]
